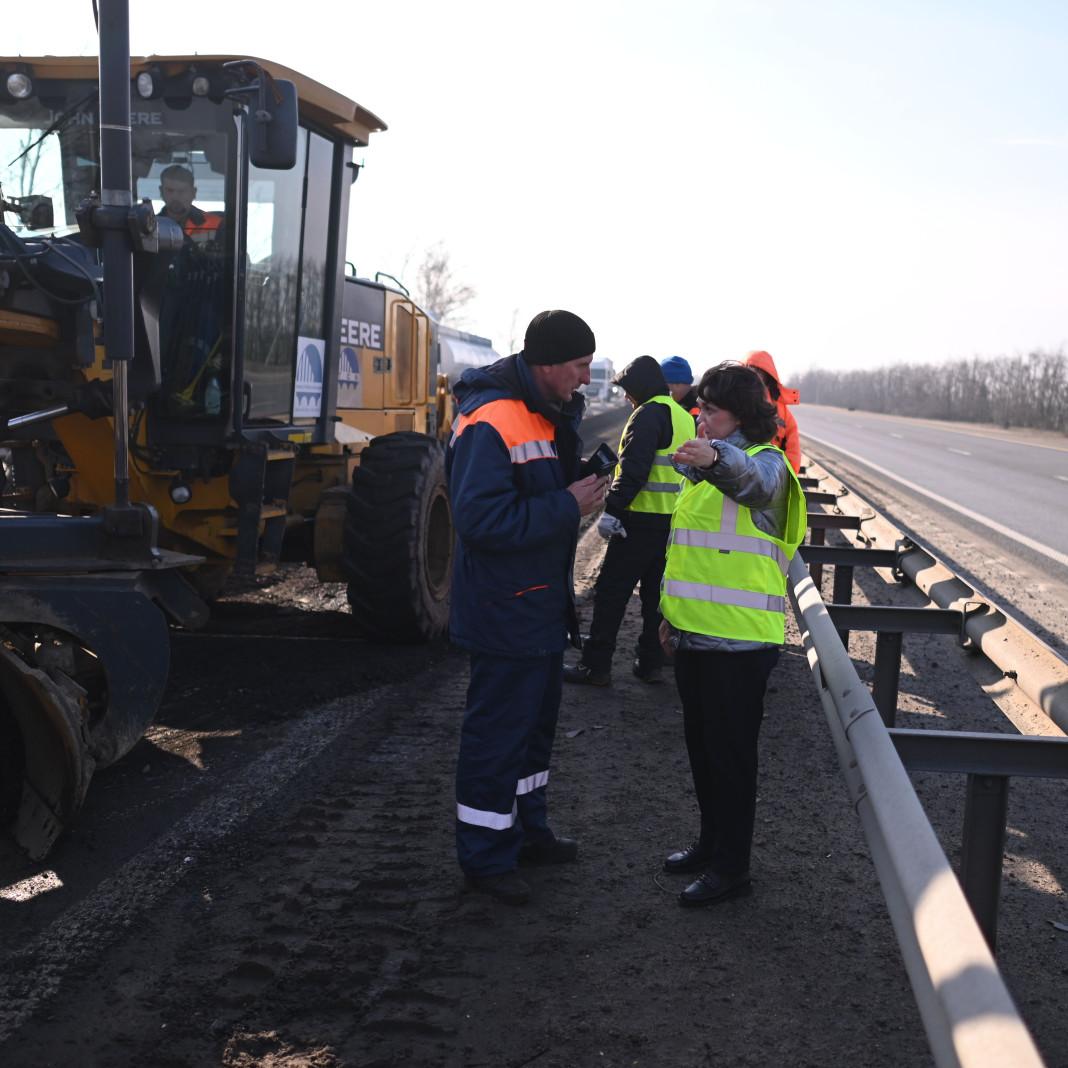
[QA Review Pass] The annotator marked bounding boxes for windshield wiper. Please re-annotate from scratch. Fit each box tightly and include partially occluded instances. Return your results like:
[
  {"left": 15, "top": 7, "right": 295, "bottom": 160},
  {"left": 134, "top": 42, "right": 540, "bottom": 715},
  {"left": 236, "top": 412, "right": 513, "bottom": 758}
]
[{"left": 6, "top": 88, "right": 99, "bottom": 169}]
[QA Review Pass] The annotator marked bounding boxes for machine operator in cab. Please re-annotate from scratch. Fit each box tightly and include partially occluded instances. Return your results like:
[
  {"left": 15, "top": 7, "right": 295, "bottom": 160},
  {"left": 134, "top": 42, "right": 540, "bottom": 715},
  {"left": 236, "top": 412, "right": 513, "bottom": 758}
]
[
  {"left": 157, "top": 163, "right": 223, "bottom": 245},
  {"left": 155, "top": 164, "right": 227, "bottom": 414}
]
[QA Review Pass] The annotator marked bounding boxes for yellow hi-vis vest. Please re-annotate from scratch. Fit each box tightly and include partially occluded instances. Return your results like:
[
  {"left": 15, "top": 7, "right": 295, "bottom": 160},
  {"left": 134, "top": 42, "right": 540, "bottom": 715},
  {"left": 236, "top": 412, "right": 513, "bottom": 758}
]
[
  {"left": 618, "top": 395, "right": 694, "bottom": 515},
  {"left": 660, "top": 443, "right": 806, "bottom": 644}
]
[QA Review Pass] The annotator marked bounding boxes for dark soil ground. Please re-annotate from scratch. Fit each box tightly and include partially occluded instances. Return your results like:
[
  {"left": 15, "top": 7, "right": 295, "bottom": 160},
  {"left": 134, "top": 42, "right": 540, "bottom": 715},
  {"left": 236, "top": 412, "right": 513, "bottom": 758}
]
[{"left": 2, "top": 417, "right": 1067, "bottom": 1067}]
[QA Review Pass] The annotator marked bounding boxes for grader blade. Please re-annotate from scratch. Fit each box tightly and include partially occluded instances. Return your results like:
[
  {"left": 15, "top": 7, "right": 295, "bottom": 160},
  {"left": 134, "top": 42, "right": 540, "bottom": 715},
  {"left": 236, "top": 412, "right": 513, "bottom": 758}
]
[{"left": 0, "top": 573, "right": 174, "bottom": 857}]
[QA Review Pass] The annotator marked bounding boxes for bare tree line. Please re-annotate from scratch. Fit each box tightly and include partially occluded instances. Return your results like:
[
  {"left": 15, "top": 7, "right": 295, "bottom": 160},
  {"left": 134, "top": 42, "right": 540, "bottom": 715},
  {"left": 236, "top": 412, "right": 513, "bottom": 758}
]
[{"left": 796, "top": 350, "right": 1068, "bottom": 432}]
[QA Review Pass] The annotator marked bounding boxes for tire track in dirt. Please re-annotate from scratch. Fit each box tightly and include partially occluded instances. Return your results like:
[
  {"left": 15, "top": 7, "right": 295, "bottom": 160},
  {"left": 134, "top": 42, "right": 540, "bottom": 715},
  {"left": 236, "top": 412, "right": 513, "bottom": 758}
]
[
  {"left": 0, "top": 682, "right": 461, "bottom": 1059},
  {"left": 0, "top": 660, "right": 503, "bottom": 1067}
]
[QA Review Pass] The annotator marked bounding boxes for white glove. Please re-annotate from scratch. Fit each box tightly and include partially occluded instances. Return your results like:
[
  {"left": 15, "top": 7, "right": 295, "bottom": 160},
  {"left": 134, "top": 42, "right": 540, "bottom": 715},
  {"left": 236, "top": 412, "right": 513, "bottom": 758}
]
[{"left": 597, "top": 513, "right": 627, "bottom": 540}]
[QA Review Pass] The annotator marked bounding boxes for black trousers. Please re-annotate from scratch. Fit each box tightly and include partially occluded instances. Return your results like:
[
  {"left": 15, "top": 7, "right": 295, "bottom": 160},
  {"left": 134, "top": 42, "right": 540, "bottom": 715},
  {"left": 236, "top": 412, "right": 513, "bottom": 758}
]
[
  {"left": 581, "top": 523, "right": 670, "bottom": 674},
  {"left": 673, "top": 646, "right": 780, "bottom": 876}
]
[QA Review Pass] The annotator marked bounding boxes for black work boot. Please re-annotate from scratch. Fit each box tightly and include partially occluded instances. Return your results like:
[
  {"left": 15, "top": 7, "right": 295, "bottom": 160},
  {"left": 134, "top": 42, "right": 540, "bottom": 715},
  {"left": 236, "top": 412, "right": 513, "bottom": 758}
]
[
  {"left": 663, "top": 840, "right": 715, "bottom": 874},
  {"left": 632, "top": 658, "right": 663, "bottom": 684},
  {"left": 518, "top": 835, "right": 579, "bottom": 866},
  {"left": 563, "top": 663, "right": 610, "bottom": 686},
  {"left": 463, "top": 870, "right": 531, "bottom": 905},
  {"left": 677, "top": 870, "right": 752, "bottom": 908}
]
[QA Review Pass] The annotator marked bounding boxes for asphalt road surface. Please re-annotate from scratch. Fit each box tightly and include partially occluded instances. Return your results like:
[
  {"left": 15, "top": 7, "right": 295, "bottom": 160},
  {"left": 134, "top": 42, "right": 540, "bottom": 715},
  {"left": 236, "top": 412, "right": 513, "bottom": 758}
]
[{"left": 798, "top": 405, "right": 1068, "bottom": 570}]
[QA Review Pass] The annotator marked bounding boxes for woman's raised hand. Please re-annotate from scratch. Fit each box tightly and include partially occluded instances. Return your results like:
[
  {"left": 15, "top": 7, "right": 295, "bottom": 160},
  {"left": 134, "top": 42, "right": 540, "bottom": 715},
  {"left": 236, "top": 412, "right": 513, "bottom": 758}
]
[{"left": 672, "top": 438, "right": 719, "bottom": 469}]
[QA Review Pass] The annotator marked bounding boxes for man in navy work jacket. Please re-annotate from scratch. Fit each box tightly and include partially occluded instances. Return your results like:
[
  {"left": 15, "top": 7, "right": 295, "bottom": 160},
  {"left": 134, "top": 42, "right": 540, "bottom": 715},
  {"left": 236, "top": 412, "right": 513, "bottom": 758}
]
[{"left": 448, "top": 309, "right": 607, "bottom": 905}]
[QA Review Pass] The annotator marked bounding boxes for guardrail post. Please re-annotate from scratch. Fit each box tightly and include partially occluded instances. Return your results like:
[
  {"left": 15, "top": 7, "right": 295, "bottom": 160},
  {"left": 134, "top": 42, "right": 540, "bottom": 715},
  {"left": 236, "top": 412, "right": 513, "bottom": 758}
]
[
  {"left": 961, "top": 774, "right": 1010, "bottom": 952},
  {"left": 872, "top": 631, "right": 903, "bottom": 725},
  {"left": 808, "top": 526, "right": 826, "bottom": 589},
  {"left": 832, "top": 564, "right": 855, "bottom": 650}
]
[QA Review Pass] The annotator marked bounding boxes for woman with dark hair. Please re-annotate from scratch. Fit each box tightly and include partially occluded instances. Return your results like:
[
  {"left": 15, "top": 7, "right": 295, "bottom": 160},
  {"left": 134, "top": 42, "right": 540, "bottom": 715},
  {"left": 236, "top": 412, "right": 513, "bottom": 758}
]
[{"left": 658, "top": 361, "right": 806, "bottom": 907}]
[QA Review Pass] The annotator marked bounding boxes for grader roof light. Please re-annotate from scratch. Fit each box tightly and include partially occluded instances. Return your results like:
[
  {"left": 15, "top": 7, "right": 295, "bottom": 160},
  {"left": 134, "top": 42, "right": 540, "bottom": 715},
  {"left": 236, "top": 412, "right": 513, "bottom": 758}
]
[
  {"left": 5, "top": 71, "right": 33, "bottom": 99},
  {"left": 135, "top": 70, "right": 158, "bottom": 98}
]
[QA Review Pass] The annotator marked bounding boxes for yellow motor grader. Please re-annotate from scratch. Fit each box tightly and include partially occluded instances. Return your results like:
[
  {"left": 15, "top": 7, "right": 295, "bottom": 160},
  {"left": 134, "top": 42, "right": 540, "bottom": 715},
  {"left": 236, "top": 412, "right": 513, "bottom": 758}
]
[{"left": 0, "top": 33, "right": 454, "bottom": 854}]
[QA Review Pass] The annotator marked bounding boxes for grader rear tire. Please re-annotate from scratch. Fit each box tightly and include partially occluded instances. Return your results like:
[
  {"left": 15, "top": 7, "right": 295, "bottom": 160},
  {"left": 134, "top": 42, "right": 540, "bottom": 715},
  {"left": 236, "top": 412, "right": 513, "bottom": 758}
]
[{"left": 342, "top": 432, "right": 453, "bottom": 643}]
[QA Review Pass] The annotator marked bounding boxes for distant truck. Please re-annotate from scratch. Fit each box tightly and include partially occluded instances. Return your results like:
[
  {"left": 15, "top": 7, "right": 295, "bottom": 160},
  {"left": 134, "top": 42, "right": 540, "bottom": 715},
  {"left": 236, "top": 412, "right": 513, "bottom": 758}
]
[{"left": 586, "top": 356, "right": 618, "bottom": 405}]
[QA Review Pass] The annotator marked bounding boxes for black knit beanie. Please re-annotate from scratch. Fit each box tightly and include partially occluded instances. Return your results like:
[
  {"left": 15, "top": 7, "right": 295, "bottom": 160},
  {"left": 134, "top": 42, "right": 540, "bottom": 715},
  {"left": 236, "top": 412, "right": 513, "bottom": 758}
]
[{"left": 521, "top": 310, "right": 596, "bottom": 365}]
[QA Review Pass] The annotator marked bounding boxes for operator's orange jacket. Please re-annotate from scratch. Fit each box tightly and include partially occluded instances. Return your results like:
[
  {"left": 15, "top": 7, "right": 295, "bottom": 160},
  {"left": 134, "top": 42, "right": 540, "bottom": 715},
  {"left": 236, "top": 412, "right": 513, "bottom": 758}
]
[
  {"left": 181, "top": 206, "right": 223, "bottom": 243},
  {"left": 744, "top": 350, "right": 801, "bottom": 473}
]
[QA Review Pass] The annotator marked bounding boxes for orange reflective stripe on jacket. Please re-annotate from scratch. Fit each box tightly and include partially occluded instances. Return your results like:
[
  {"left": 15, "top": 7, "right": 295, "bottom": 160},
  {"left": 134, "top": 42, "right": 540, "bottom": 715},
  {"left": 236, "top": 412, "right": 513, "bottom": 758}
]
[{"left": 451, "top": 398, "right": 558, "bottom": 464}]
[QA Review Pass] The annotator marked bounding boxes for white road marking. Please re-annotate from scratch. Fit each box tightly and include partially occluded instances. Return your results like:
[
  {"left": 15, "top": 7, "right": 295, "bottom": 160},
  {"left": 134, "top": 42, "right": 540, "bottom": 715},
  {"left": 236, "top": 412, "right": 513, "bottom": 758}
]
[
  {"left": 804, "top": 405, "right": 1068, "bottom": 453},
  {"left": 1056, "top": 476, "right": 1068, "bottom": 483},
  {"left": 891, "top": 433, "right": 904, "bottom": 439},
  {"left": 801, "top": 430, "right": 1068, "bottom": 571},
  {"left": 948, "top": 448, "right": 972, "bottom": 456}
]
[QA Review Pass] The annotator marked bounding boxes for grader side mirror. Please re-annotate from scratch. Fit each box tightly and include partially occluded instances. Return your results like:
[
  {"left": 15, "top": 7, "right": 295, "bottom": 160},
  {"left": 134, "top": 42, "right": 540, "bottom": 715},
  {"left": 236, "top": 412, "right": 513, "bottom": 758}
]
[{"left": 249, "top": 77, "right": 298, "bottom": 170}]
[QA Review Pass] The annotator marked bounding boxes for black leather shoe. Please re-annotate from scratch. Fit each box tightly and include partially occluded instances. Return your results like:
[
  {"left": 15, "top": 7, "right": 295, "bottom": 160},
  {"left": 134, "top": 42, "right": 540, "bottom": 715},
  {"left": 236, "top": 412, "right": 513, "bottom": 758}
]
[
  {"left": 563, "top": 663, "right": 611, "bottom": 686},
  {"left": 678, "top": 870, "right": 752, "bottom": 908},
  {"left": 463, "top": 870, "right": 531, "bottom": 905},
  {"left": 663, "top": 841, "right": 714, "bottom": 873},
  {"left": 518, "top": 835, "right": 579, "bottom": 866},
  {"left": 632, "top": 659, "right": 663, "bottom": 684}
]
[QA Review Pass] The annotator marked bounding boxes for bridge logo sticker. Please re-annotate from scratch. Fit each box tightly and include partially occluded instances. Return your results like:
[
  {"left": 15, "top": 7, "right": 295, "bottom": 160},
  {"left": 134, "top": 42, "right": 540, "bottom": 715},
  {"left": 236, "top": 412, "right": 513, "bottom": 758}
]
[{"left": 294, "top": 336, "right": 326, "bottom": 418}]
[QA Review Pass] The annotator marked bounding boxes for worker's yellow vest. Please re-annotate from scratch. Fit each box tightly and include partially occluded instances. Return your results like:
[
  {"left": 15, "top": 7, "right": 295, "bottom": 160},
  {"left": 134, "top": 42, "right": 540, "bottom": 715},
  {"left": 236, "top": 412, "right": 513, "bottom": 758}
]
[
  {"left": 618, "top": 396, "right": 694, "bottom": 515},
  {"left": 660, "top": 444, "right": 806, "bottom": 644}
]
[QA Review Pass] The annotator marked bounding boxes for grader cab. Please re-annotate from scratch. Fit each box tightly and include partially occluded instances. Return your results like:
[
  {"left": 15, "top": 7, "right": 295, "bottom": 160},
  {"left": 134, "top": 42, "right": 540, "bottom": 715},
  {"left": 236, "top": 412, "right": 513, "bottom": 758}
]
[
  {"left": 0, "top": 54, "right": 453, "bottom": 635},
  {"left": 0, "top": 50, "right": 454, "bottom": 854}
]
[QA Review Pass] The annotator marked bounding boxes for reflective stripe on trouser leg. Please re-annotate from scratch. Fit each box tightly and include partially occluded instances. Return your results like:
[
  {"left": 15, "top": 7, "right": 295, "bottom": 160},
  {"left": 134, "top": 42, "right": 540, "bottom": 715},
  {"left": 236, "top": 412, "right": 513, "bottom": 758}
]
[{"left": 456, "top": 651, "right": 564, "bottom": 875}]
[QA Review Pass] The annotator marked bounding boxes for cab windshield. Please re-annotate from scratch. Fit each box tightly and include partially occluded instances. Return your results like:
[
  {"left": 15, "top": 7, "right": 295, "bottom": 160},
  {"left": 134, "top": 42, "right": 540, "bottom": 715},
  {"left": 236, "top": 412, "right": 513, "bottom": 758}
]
[
  {"left": 0, "top": 81, "right": 234, "bottom": 236},
  {"left": 0, "top": 81, "right": 236, "bottom": 420}
]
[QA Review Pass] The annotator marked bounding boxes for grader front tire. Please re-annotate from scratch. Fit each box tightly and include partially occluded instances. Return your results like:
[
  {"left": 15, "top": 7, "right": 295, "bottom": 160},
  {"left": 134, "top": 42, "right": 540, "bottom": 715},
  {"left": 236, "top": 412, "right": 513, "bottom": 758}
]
[{"left": 342, "top": 433, "right": 452, "bottom": 643}]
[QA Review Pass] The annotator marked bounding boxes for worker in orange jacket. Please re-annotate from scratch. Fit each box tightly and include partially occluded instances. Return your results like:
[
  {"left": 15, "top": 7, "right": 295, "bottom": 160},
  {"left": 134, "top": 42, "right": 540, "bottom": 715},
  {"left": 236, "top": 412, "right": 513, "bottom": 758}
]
[{"left": 744, "top": 350, "right": 801, "bottom": 474}]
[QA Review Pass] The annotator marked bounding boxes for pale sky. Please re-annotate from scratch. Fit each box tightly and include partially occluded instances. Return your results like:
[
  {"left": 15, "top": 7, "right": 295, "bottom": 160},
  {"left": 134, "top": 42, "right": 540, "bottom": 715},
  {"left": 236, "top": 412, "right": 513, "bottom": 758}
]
[{"left": 10, "top": 0, "right": 1068, "bottom": 380}]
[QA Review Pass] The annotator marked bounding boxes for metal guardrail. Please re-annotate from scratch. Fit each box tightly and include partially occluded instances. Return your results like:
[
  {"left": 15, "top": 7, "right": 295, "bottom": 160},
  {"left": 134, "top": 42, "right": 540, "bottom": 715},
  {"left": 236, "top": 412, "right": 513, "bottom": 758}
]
[
  {"left": 801, "top": 464, "right": 1068, "bottom": 733},
  {"left": 788, "top": 553, "right": 1045, "bottom": 1067},
  {"left": 786, "top": 455, "right": 1068, "bottom": 1066}
]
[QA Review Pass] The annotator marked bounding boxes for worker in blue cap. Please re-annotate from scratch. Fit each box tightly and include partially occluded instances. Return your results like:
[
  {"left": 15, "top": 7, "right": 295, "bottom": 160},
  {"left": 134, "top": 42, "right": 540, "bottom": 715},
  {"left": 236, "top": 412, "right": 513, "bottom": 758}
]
[{"left": 660, "top": 356, "right": 699, "bottom": 422}]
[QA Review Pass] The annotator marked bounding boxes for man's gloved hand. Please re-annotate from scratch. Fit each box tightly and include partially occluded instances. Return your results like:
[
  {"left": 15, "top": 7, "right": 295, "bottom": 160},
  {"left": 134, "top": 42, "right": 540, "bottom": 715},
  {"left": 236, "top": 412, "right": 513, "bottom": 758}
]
[{"left": 597, "top": 513, "right": 627, "bottom": 540}]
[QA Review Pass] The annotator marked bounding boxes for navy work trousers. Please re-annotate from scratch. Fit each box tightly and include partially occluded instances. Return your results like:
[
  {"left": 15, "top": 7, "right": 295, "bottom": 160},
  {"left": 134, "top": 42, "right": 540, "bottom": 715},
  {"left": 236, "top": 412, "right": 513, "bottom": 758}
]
[
  {"left": 455, "top": 651, "right": 563, "bottom": 876},
  {"left": 674, "top": 646, "right": 780, "bottom": 877}
]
